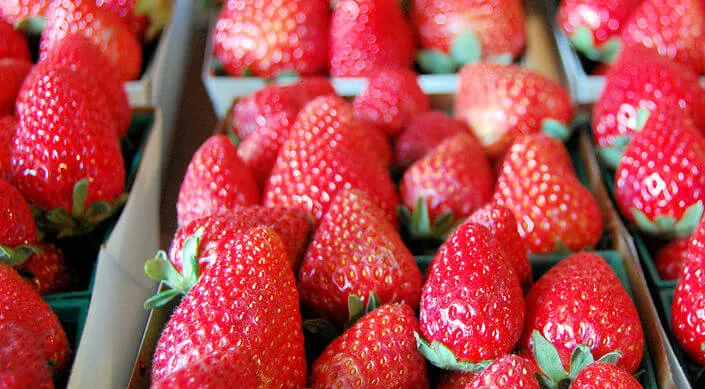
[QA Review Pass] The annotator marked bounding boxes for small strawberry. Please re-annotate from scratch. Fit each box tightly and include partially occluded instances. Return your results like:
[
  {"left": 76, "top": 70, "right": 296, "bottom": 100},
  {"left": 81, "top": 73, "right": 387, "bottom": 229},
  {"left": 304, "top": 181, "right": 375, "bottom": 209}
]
[
  {"left": 16, "top": 242, "right": 70, "bottom": 295},
  {"left": 417, "top": 222, "right": 525, "bottom": 368},
  {"left": 521, "top": 253, "right": 644, "bottom": 373},
  {"left": 352, "top": 69, "right": 430, "bottom": 138},
  {"left": 0, "top": 20, "right": 30, "bottom": 60},
  {"left": 400, "top": 133, "right": 493, "bottom": 239},
  {"left": 455, "top": 63, "right": 573, "bottom": 159},
  {"left": 467, "top": 355, "right": 539, "bottom": 388},
  {"left": 0, "top": 116, "right": 17, "bottom": 179},
  {"left": 412, "top": 0, "right": 526, "bottom": 73},
  {"left": 0, "top": 327, "right": 53, "bottom": 389},
  {"left": 614, "top": 112, "right": 705, "bottom": 237},
  {"left": 571, "top": 362, "right": 642, "bottom": 388},
  {"left": 494, "top": 134, "right": 602, "bottom": 253},
  {"left": 310, "top": 303, "right": 429, "bottom": 388},
  {"left": 0, "top": 178, "right": 39, "bottom": 266},
  {"left": 395, "top": 111, "right": 470, "bottom": 168},
  {"left": 299, "top": 190, "right": 423, "bottom": 324},
  {"left": 655, "top": 238, "right": 689, "bottom": 281},
  {"left": 176, "top": 134, "right": 260, "bottom": 227},
  {"left": 150, "top": 227, "right": 307, "bottom": 387},
  {"left": 152, "top": 347, "right": 259, "bottom": 389},
  {"left": 213, "top": 0, "right": 329, "bottom": 77},
  {"left": 330, "top": 0, "right": 415, "bottom": 76},
  {"left": 0, "top": 58, "right": 32, "bottom": 116}
]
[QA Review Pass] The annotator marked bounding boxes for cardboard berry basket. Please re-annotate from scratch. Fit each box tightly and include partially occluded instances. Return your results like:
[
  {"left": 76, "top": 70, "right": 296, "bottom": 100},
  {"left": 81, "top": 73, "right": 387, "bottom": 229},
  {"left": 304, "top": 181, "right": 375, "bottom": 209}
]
[{"left": 201, "top": 0, "right": 565, "bottom": 118}]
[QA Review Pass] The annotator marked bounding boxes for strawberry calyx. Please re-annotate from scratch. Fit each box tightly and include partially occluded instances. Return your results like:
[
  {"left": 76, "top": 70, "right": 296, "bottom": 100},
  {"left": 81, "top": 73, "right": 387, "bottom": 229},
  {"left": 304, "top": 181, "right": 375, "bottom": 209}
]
[
  {"left": 631, "top": 201, "right": 704, "bottom": 239},
  {"left": 598, "top": 109, "right": 650, "bottom": 169},
  {"left": 414, "top": 332, "right": 493, "bottom": 372},
  {"left": 451, "top": 30, "right": 482, "bottom": 66},
  {"left": 0, "top": 244, "right": 42, "bottom": 267},
  {"left": 416, "top": 50, "right": 458, "bottom": 74},
  {"left": 569, "top": 26, "right": 621, "bottom": 64},
  {"left": 15, "top": 17, "right": 46, "bottom": 34},
  {"left": 540, "top": 119, "right": 572, "bottom": 141},
  {"left": 346, "top": 292, "right": 380, "bottom": 328},
  {"left": 398, "top": 198, "right": 458, "bottom": 240}
]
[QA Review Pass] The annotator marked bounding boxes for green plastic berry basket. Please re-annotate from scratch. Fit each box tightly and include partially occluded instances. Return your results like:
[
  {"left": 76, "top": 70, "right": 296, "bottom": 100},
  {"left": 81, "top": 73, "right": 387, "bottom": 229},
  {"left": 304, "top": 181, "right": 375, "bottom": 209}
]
[{"left": 658, "top": 289, "right": 705, "bottom": 386}]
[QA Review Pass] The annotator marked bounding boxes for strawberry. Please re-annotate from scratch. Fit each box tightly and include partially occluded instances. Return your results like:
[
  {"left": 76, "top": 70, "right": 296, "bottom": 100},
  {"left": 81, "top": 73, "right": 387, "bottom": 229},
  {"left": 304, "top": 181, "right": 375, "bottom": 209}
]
[
  {"left": 0, "top": 263, "right": 71, "bottom": 372},
  {"left": 310, "top": 303, "right": 429, "bottom": 388},
  {"left": 264, "top": 95, "right": 399, "bottom": 226},
  {"left": 558, "top": 0, "right": 641, "bottom": 63},
  {"left": 176, "top": 134, "right": 260, "bottom": 227},
  {"left": 400, "top": 133, "right": 493, "bottom": 238},
  {"left": 330, "top": 0, "right": 415, "bottom": 76},
  {"left": 571, "top": 362, "right": 642, "bottom": 388},
  {"left": 437, "top": 371, "right": 477, "bottom": 389},
  {"left": 467, "top": 355, "right": 539, "bottom": 388},
  {"left": 520, "top": 253, "right": 644, "bottom": 373},
  {"left": 417, "top": 222, "right": 525, "bottom": 368},
  {"left": 0, "top": 0, "right": 51, "bottom": 25},
  {"left": 614, "top": 111, "right": 705, "bottom": 237},
  {"left": 0, "top": 58, "right": 32, "bottom": 116},
  {"left": 455, "top": 63, "right": 573, "bottom": 159},
  {"left": 299, "top": 190, "right": 423, "bottom": 324},
  {"left": 0, "top": 178, "right": 39, "bottom": 266},
  {"left": 0, "top": 327, "right": 53, "bottom": 389},
  {"left": 14, "top": 65, "right": 126, "bottom": 237},
  {"left": 395, "top": 111, "right": 470, "bottom": 167},
  {"left": 152, "top": 347, "right": 259, "bottom": 389},
  {"left": 412, "top": 0, "right": 526, "bottom": 73},
  {"left": 352, "top": 69, "right": 430, "bottom": 138},
  {"left": 97, "top": 0, "right": 135, "bottom": 20},
  {"left": 361, "top": 123, "right": 392, "bottom": 167},
  {"left": 467, "top": 203, "right": 532, "bottom": 292},
  {"left": 621, "top": 0, "right": 705, "bottom": 74},
  {"left": 41, "top": 0, "right": 143, "bottom": 81},
  {"left": 0, "top": 20, "right": 30, "bottom": 60},
  {"left": 0, "top": 116, "right": 17, "bottom": 179},
  {"left": 592, "top": 48, "right": 705, "bottom": 166},
  {"left": 150, "top": 227, "right": 307, "bottom": 387},
  {"left": 213, "top": 0, "right": 329, "bottom": 77},
  {"left": 672, "top": 217, "right": 705, "bottom": 366},
  {"left": 16, "top": 242, "right": 70, "bottom": 295},
  {"left": 655, "top": 238, "right": 689, "bottom": 281}
]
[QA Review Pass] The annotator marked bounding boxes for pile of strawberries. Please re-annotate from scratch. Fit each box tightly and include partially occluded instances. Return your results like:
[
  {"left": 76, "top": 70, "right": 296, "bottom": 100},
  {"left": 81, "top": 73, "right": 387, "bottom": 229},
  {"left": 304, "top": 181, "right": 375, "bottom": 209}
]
[{"left": 212, "top": 0, "right": 527, "bottom": 77}]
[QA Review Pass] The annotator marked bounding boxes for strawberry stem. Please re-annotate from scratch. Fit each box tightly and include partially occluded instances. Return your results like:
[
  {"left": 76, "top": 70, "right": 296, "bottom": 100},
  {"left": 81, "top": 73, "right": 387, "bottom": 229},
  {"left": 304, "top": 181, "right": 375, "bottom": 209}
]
[
  {"left": 0, "top": 244, "right": 42, "bottom": 267},
  {"left": 414, "top": 332, "right": 492, "bottom": 372}
]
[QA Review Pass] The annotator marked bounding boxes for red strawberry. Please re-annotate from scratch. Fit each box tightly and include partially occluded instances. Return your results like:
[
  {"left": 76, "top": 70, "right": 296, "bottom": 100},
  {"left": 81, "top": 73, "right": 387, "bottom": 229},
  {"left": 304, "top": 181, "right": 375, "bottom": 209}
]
[
  {"left": 299, "top": 190, "right": 423, "bottom": 324},
  {"left": 330, "top": 0, "right": 415, "bottom": 76},
  {"left": 521, "top": 253, "right": 644, "bottom": 373},
  {"left": 176, "top": 135, "right": 260, "bottom": 227},
  {"left": 417, "top": 222, "right": 525, "bottom": 367},
  {"left": 467, "top": 203, "right": 532, "bottom": 292},
  {"left": 0, "top": 263, "right": 71, "bottom": 372},
  {"left": 310, "top": 303, "right": 429, "bottom": 388},
  {"left": 152, "top": 347, "right": 259, "bottom": 389},
  {"left": 412, "top": 0, "right": 525, "bottom": 73},
  {"left": 97, "top": 0, "right": 135, "bottom": 20},
  {"left": 41, "top": 0, "right": 143, "bottom": 81},
  {"left": 0, "top": 327, "right": 53, "bottom": 389},
  {"left": 558, "top": 0, "right": 641, "bottom": 63},
  {"left": 360, "top": 123, "right": 392, "bottom": 167},
  {"left": 468, "top": 355, "right": 539, "bottom": 388},
  {"left": 150, "top": 227, "right": 307, "bottom": 387},
  {"left": 437, "top": 371, "right": 477, "bottom": 389},
  {"left": 400, "top": 133, "right": 493, "bottom": 238},
  {"left": 16, "top": 242, "right": 70, "bottom": 295},
  {"left": 395, "top": 111, "right": 470, "bottom": 167},
  {"left": 614, "top": 112, "right": 705, "bottom": 237},
  {"left": 0, "top": 58, "right": 31, "bottom": 116},
  {"left": 0, "top": 178, "right": 38, "bottom": 263},
  {"left": 672, "top": 217, "right": 705, "bottom": 365},
  {"left": 0, "top": 20, "right": 30, "bottom": 60},
  {"left": 0, "top": 0, "right": 51, "bottom": 25},
  {"left": 213, "top": 0, "right": 329, "bottom": 77},
  {"left": 621, "top": 0, "right": 705, "bottom": 74},
  {"left": 455, "top": 63, "right": 573, "bottom": 159},
  {"left": 352, "top": 69, "right": 430, "bottom": 138},
  {"left": 655, "top": 238, "right": 689, "bottom": 281},
  {"left": 264, "top": 95, "right": 399, "bottom": 226},
  {"left": 571, "top": 362, "right": 642, "bottom": 388},
  {"left": 0, "top": 116, "right": 17, "bottom": 179}
]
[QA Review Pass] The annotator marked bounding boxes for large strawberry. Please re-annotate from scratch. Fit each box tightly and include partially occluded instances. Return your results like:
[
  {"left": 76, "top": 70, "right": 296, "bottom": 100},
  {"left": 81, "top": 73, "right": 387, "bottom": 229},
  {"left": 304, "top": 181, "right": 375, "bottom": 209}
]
[
  {"left": 213, "top": 0, "right": 329, "bottom": 77},
  {"left": 0, "top": 116, "right": 17, "bottom": 179},
  {"left": 176, "top": 134, "right": 259, "bottom": 227},
  {"left": 0, "top": 20, "right": 30, "bottom": 60},
  {"left": 520, "top": 253, "right": 644, "bottom": 373},
  {"left": 17, "top": 242, "right": 70, "bottom": 295},
  {"left": 150, "top": 227, "right": 307, "bottom": 386},
  {"left": 299, "top": 190, "right": 423, "bottom": 324},
  {"left": 0, "top": 327, "right": 53, "bottom": 389},
  {"left": 310, "top": 303, "right": 429, "bottom": 388},
  {"left": 455, "top": 63, "right": 573, "bottom": 159},
  {"left": 412, "top": 0, "right": 526, "bottom": 73},
  {"left": 330, "top": 0, "right": 415, "bottom": 76},
  {"left": 417, "top": 222, "right": 525, "bottom": 369},
  {"left": 621, "top": 0, "right": 705, "bottom": 74},
  {"left": 264, "top": 95, "right": 399, "bottom": 225},
  {"left": 0, "top": 58, "right": 32, "bottom": 116},
  {"left": 655, "top": 238, "right": 689, "bottom": 281},
  {"left": 0, "top": 0, "right": 51, "bottom": 25},
  {"left": 615, "top": 112, "right": 705, "bottom": 237},
  {"left": 0, "top": 178, "right": 39, "bottom": 265},
  {"left": 395, "top": 111, "right": 470, "bottom": 168}
]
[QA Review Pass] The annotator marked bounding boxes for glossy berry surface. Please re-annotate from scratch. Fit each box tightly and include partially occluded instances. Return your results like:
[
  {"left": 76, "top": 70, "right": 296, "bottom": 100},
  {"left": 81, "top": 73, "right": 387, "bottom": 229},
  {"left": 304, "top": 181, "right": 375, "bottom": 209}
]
[{"left": 395, "top": 111, "right": 470, "bottom": 167}]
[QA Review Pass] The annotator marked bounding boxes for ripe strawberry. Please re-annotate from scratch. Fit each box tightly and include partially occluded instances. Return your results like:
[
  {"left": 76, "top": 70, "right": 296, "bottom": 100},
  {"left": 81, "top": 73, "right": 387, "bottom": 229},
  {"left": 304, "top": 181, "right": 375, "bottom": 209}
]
[
  {"left": 655, "top": 238, "right": 689, "bottom": 281},
  {"left": 360, "top": 123, "right": 392, "bottom": 167},
  {"left": 467, "top": 203, "right": 532, "bottom": 292},
  {"left": 0, "top": 263, "right": 71, "bottom": 372},
  {"left": 672, "top": 218, "right": 705, "bottom": 365},
  {"left": 614, "top": 112, "right": 705, "bottom": 237},
  {"left": 0, "top": 178, "right": 38, "bottom": 261},
  {"left": 0, "top": 58, "right": 32, "bottom": 116},
  {"left": 417, "top": 222, "right": 525, "bottom": 367},
  {"left": 455, "top": 63, "right": 573, "bottom": 159},
  {"left": 41, "top": 0, "right": 143, "bottom": 81},
  {"left": 395, "top": 111, "right": 470, "bottom": 167},
  {"left": 521, "top": 253, "right": 644, "bottom": 373},
  {"left": 571, "top": 362, "right": 642, "bottom": 388},
  {"left": 264, "top": 95, "right": 399, "bottom": 226},
  {"left": 150, "top": 227, "right": 307, "bottom": 386},
  {"left": 621, "top": 0, "right": 705, "bottom": 74},
  {"left": 558, "top": 0, "right": 641, "bottom": 63},
  {"left": 0, "top": 116, "right": 17, "bottom": 179},
  {"left": 437, "top": 371, "right": 476, "bottom": 389},
  {"left": 0, "top": 327, "right": 53, "bottom": 389},
  {"left": 299, "top": 190, "right": 423, "bottom": 324},
  {"left": 330, "top": 0, "right": 415, "bottom": 76},
  {"left": 400, "top": 133, "right": 493, "bottom": 238},
  {"left": 16, "top": 242, "right": 70, "bottom": 295},
  {"left": 310, "top": 303, "right": 428, "bottom": 388},
  {"left": 467, "top": 355, "right": 539, "bottom": 388},
  {"left": 176, "top": 135, "right": 260, "bottom": 227},
  {"left": 0, "top": 20, "right": 30, "bottom": 60},
  {"left": 0, "top": 0, "right": 51, "bottom": 25},
  {"left": 97, "top": 0, "right": 135, "bottom": 20},
  {"left": 213, "top": 0, "right": 329, "bottom": 77},
  {"left": 152, "top": 347, "right": 259, "bottom": 389},
  {"left": 412, "top": 0, "right": 525, "bottom": 73}
]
